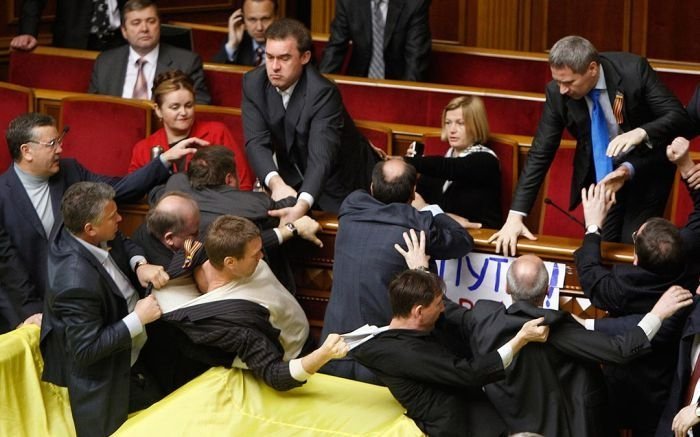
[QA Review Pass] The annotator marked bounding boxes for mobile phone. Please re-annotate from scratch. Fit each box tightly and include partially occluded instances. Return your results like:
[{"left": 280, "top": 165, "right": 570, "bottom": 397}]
[{"left": 408, "top": 141, "right": 425, "bottom": 157}]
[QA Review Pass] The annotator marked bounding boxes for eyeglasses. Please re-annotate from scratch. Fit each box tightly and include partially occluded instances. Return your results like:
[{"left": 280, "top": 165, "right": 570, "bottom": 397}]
[{"left": 27, "top": 127, "right": 68, "bottom": 150}]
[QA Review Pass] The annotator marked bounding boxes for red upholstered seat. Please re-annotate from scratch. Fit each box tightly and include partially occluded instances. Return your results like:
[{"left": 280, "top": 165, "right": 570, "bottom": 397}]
[
  {"left": 0, "top": 82, "right": 34, "bottom": 172},
  {"left": 195, "top": 105, "right": 244, "bottom": 148},
  {"left": 421, "top": 133, "right": 518, "bottom": 219},
  {"left": 538, "top": 144, "right": 585, "bottom": 238},
  {"left": 9, "top": 47, "right": 96, "bottom": 92},
  {"left": 203, "top": 64, "right": 250, "bottom": 107},
  {"left": 355, "top": 120, "right": 392, "bottom": 155},
  {"left": 169, "top": 22, "right": 227, "bottom": 62},
  {"left": 669, "top": 152, "right": 700, "bottom": 227},
  {"left": 59, "top": 94, "right": 152, "bottom": 177}
]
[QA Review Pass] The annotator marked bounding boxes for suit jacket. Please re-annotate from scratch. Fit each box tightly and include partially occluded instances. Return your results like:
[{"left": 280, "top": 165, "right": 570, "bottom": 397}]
[
  {"left": 41, "top": 225, "right": 144, "bottom": 436},
  {"left": 352, "top": 322, "right": 506, "bottom": 437},
  {"left": 319, "top": 0, "right": 431, "bottom": 81},
  {"left": 242, "top": 64, "right": 377, "bottom": 212},
  {"left": 686, "top": 84, "right": 700, "bottom": 137},
  {"left": 405, "top": 147, "right": 503, "bottom": 229},
  {"left": 0, "top": 225, "right": 36, "bottom": 333},
  {"left": 574, "top": 182, "right": 700, "bottom": 432},
  {"left": 163, "top": 299, "right": 303, "bottom": 391},
  {"left": 212, "top": 32, "right": 258, "bottom": 66},
  {"left": 512, "top": 52, "right": 692, "bottom": 213},
  {"left": 18, "top": 0, "right": 126, "bottom": 49},
  {"left": 321, "top": 190, "right": 472, "bottom": 382},
  {"left": 461, "top": 299, "right": 651, "bottom": 437},
  {"left": 656, "top": 300, "right": 700, "bottom": 436},
  {"left": 88, "top": 43, "right": 211, "bottom": 104},
  {"left": 0, "top": 158, "right": 168, "bottom": 320}
]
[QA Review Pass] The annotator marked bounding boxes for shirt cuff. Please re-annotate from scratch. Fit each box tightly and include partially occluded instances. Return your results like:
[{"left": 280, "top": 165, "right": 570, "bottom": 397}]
[
  {"left": 638, "top": 313, "right": 662, "bottom": 340},
  {"left": 584, "top": 319, "right": 596, "bottom": 331},
  {"left": 225, "top": 44, "right": 237, "bottom": 62},
  {"left": 420, "top": 204, "right": 444, "bottom": 216},
  {"left": 158, "top": 154, "right": 170, "bottom": 169},
  {"left": 289, "top": 358, "right": 312, "bottom": 382},
  {"left": 497, "top": 343, "right": 514, "bottom": 369},
  {"left": 129, "top": 255, "right": 146, "bottom": 272},
  {"left": 122, "top": 312, "right": 144, "bottom": 339},
  {"left": 298, "top": 192, "right": 314, "bottom": 209},
  {"left": 509, "top": 210, "right": 528, "bottom": 217},
  {"left": 264, "top": 171, "right": 279, "bottom": 188},
  {"left": 273, "top": 228, "right": 283, "bottom": 244},
  {"left": 621, "top": 162, "right": 635, "bottom": 179}
]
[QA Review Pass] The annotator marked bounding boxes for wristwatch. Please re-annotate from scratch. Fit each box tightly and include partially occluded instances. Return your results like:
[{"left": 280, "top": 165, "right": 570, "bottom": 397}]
[
  {"left": 134, "top": 259, "right": 148, "bottom": 272},
  {"left": 285, "top": 222, "right": 298, "bottom": 237},
  {"left": 585, "top": 224, "right": 601, "bottom": 235}
]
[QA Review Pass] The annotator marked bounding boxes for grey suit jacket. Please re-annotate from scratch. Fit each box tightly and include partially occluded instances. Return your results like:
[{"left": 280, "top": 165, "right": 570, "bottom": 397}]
[{"left": 88, "top": 43, "right": 211, "bottom": 104}]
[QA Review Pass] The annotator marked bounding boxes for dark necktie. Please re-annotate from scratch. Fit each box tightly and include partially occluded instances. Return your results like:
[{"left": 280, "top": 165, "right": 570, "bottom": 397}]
[
  {"left": 255, "top": 46, "right": 265, "bottom": 66},
  {"left": 685, "top": 351, "right": 700, "bottom": 406},
  {"left": 132, "top": 58, "right": 149, "bottom": 100},
  {"left": 588, "top": 88, "right": 613, "bottom": 182},
  {"left": 90, "top": 0, "right": 111, "bottom": 38},
  {"left": 368, "top": 0, "right": 385, "bottom": 79}
]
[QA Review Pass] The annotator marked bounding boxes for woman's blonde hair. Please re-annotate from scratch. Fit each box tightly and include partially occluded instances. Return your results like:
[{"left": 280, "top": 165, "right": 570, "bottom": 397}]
[
  {"left": 440, "top": 95, "right": 490, "bottom": 145},
  {"left": 152, "top": 70, "right": 195, "bottom": 107}
]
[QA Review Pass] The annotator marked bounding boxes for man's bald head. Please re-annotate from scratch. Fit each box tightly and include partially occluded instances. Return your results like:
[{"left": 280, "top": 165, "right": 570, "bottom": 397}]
[
  {"left": 506, "top": 254, "right": 550, "bottom": 306},
  {"left": 146, "top": 192, "right": 201, "bottom": 251},
  {"left": 370, "top": 159, "right": 417, "bottom": 204}
]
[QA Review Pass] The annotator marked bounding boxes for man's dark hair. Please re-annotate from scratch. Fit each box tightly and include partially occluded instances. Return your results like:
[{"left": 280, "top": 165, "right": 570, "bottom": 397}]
[
  {"left": 264, "top": 18, "right": 312, "bottom": 53},
  {"left": 146, "top": 191, "right": 199, "bottom": 239},
  {"left": 121, "top": 0, "right": 159, "bottom": 23},
  {"left": 61, "top": 182, "right": 115, "bottom": 234},
  {"left": 389, "top": 270, "right": 444, "bottom": 318},
  {"left": 6, "top": 112, "right": 55, "bottom": 161},
  {"left": 243, "top": 0, "right": 278, "bottom": 13},
  {"left": 205, "top": 215, "right": 261, "bottom": 268},
  {"left": 635, "top": 218, "right": 683, "bottom": 274},
  {"left": 371, "top": 160, "right": 417, "bottom": 204},
  {"left": 187, "top": 146, "right": 237, "bottom": 190}
]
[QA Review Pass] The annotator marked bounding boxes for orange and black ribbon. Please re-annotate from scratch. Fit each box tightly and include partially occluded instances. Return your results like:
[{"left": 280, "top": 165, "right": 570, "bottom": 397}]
[
  {"left": 613, "top": 91, "right": 624, "bottom": 124},
  {"left": 182, "top": 238, "right": 203, "bottom": 269}
]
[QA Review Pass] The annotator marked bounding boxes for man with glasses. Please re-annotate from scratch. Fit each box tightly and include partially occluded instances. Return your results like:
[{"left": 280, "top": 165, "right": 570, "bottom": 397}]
[
  {"left": 573, "top": 136, "right": 700, "bottom": 435},
  {"left": 0, "top": 112, "right": 198, "bottom": 329}
]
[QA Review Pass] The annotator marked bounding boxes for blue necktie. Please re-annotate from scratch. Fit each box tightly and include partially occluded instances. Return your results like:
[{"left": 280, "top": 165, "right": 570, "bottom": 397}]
[{"left": 588, "top": 89, "right": 613, "bottom": 182}]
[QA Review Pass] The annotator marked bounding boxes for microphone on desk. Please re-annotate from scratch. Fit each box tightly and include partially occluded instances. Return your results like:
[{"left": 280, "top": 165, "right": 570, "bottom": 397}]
[{"left": 543, "top": 197, "right": 586, "bottom": 229}]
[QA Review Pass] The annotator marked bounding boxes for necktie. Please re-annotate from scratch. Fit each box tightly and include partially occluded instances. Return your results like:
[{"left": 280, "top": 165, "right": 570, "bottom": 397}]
[
  {"left": 90, "top": 0, "right": 110, "bottom": 38},
  {"left": 588, "top": 88, "right": 613, "bottom": 182},
  {"left": 685, "top": 351, "right": 700, "bottom": 406},
  {"left": 368, "top": 0, "right": 385, "bottom": 79},
  {"left": 255, "top": 46, "right": 265, "bottom": 66},
  {"left": 132, "top": 58, "right": 149, "bottom": 100}
]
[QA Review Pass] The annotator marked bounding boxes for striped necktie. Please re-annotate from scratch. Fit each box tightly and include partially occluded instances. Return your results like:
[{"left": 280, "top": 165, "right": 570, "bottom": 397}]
[
  {"left": 132, "top": 58, "right": 149, "bottom": 100},
  {"left": 368, "top": 0, "right": 385, "bottom": 79}
]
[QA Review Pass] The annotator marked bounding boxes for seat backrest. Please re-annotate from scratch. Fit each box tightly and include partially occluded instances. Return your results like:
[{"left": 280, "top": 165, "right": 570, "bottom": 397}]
[
  {"left": 669, "top": 151, "right": 700, "bottom": 227},
  {"left": 0, "top": 82, "right": 35, "bottom": 172},
  {"left": 355, "top": 120, "right": 392, "bottom": 155},
  {"left": 421, "top": 132, "right": 518, "bottom": 219},
  {"left": 9, "top": 47, "right": 96, "bottom": 92},
  {"left": 170, "top": 21, "right": 226, "bottom": 62},
  {"left": 203, "top": 64, "right": 250, "bottom": 107},
  {"left": 59, "top": 94, "right": 152, "bottom": 177},
  {"left": 195, "top": 105, "right": 244, "bottom": 147},
  {"left": 538, "top": 144, "right": 585, "bottom": 238}
]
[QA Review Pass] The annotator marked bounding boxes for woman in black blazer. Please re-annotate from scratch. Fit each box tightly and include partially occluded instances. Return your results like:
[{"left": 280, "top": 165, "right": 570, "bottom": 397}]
[{"left": 405, "top": 96, "right": 503, "bottom": 229}]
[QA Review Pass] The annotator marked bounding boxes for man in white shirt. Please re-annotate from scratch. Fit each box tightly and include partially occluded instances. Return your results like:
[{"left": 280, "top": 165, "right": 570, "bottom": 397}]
[
  {"left": 212, "top": 0, "right": 278, "bottom": 66},
  {"left": 88, "top": 0, "right": 211, "bottom": 104}
]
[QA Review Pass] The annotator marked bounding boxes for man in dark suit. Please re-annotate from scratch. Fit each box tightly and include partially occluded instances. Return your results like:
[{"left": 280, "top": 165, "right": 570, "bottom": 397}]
[
  {"left": 319, "top": 0, "right": 431, "bottom": 82},
  {"left": 575, "top": 137, "right": 700, "bottom": 435},
  {"left": 242, "top": 18, "right": 377, "bottom": 222},
  {"left": 88, "top": 0, "right": 211, "bottom": 104},
  {"left": 0, "top": 112, "right": 196, "bottom": 327},
  {"left": 321, "top": 158, "right": 473, "bottom": 384},
  {"left": 11, "top": 0, "right": 126, "bottom": 51},
  {"left": 489, "top": 35, "right": 692, "bottom": 254},
  {"left": 211, "top": 0, "right": 277, "bottom": 66},
  {"left": 142, "top": 146, "right": 322, "bottom": 292},
  {"left": 41, "top": 182, "right": 168, "bottom": 436}
]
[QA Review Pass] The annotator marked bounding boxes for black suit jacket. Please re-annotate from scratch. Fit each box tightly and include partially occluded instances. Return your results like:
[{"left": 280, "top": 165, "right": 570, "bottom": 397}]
[
  {"left": 319, "top": 0, "right": 431, "bottom": 81},
  {"left": 212, "top": 32, "right": 258, "bottom": 66},
  {"left": 0, "top": 158, "right": 168, "bottom": 321},
  {"left": 461, "top": 299, "right": 651, "bottom": 437},
  {"left": 242, "top": 65, "right": 376, "bottom": 212},
  {"left": 41, "top": 225, "right": 144, "bottom": 436},
  {"left": 18, "top": 0, "right": 126, "bottom": 49},
  {"left": 0, "top": 225, "right": 35, "bottom": 333},
  {"left": 88, "top": 43, "right": 211, "bottom": 104},
  {"left": 512, "top": 52, "right": 692, "bottom": 213}
]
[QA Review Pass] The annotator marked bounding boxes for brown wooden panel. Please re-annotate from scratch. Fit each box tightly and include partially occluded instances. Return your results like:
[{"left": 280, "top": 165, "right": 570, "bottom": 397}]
[
  {"left": 546, "top": 0, "right": 630, "bottom": 52},
  {"left": 429, "top": 0, "right": 465, "bottom": 44},
  {"left": 646, "top": 0, "right": 700, "bottom": 62}
]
